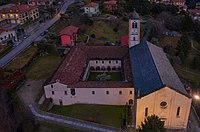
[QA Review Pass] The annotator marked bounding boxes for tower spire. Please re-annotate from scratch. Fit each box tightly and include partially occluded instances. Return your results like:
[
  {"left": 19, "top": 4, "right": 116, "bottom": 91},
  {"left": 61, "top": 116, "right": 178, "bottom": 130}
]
[{"left": 128, "top": 10, "right": 140, "bottom": 48}]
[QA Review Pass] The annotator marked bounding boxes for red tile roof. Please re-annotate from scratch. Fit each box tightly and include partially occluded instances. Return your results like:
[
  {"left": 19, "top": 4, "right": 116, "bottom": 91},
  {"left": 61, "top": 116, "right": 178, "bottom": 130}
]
[
  {"left": 121, "top": 34, "right": 129, "bottom": 46},
  {"left": 188, "top": 9, "right": 200, "bottom": 16},
  {"left": 0, "top": 4, "right": 37, "bottom": 13},
  {"left": 59, "top": 26, "right": 79, "bottom": 36},
  {"left": 28, "top": 0, "right": 50, "bottom": 2},
  {"left": 85, "top": 2, "right": 99, "bottom": 7},
  {"left": 104, "top": 0, "right": 117, "bottom": 5},
  {"left": 49, "top": 46, "right": 133, "bottom": 88}
]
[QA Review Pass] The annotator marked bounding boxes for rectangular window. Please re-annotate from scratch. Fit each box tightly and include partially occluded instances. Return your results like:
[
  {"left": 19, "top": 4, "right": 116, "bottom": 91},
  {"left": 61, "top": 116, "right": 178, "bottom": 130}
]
[
  {"left": 119, "top": 91, "right": 122, "bottom": 94},
  {"left": 106, "top": 91, "right": 109, "bottom": 94},
  {"left": 176, "top": 107, "right": 180, "bottom": 117},
  {"left": 71, "top": 89, "right": 76, "bottom": 95},
  {"left": 109, "top": 61, "right": 111, "bottom": 63},
  {"left": 52, "top": 91, "right": 54, "bottom": 95},
  {"left": 96, "top": 61, "right": 98, "bottom": 63},
  {"left": 92, "top": 91, "right": 95, "bottom": 94},
  {"left": 102, "top": 61, "right": 104, "bottom": 64},
  {"left": 65, "top": 91, "right": 67, "bottom": 95},
  {"left": 130, "top": 91, "right": 132, "bottom": 94},
  {"left": 116, "top": 61, "right": 118, "bottom": 63},
  {"left": 145, "top": 107, "right": 148, "bottom": 117},
  {"left": 51, "top": 85, "right": 53, "bottom": 88}
]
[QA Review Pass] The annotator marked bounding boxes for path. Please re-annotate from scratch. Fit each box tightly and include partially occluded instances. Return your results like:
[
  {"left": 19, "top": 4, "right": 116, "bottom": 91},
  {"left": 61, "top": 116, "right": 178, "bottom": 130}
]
[
  {"left": 191, "top": 39, "right": 200, "bottom": 55},
  {"left": 0, "top": 0, "right": 74, "bottom": 68},
  {"left": 28, "top": 104, "right": 120, "bottom": 132}
]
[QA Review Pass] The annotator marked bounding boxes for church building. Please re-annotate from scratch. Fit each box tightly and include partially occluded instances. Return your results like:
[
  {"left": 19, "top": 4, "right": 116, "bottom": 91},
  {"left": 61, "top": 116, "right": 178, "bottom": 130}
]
[{"left": 43, "top": 11, "right": 191, "bottom": 129}]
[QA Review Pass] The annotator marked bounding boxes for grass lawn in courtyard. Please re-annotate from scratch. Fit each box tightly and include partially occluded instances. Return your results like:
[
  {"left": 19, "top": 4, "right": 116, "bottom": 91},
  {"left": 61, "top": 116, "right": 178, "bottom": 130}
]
[
  {"left": 6, "top": 46, "right": 38, "bottom": 70},
  {"left": 25, "top": 55, "right": 62, "bottom": 80},
  {"left": 50, "top": 104, "right": 127, "bottom": 128},
  {"left": 87, "top": 72, "right": 123, "bottom": 81}
]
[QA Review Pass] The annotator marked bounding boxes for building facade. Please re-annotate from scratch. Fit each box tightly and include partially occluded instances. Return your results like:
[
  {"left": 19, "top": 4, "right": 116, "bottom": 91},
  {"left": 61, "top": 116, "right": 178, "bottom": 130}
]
[
  {"left": 59, "top": 26, "right": 79, "bottom": 46},
  {"left": 0, "top": 4, "right": 39, "bottom": 25},
  {"left": 84, "top": 2, "right": 100, "bottom": 16},
  {"left": 28, "top": 0, "right": 54, "bottom": 7},
  {"left": 44, "top": 11, "right": 191, "bottom": 130}
]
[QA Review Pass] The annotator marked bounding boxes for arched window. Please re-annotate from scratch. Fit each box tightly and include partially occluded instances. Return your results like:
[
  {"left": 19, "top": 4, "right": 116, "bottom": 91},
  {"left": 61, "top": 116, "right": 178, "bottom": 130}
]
[
  {"left": 135, "top": 22, "right": 137, "bottom": 28},
  {"left": 176, "top": 107, "right": 181, "bottom": 117},
  {"left": 96, "top": 66, "right": 100, "bottom": 71},
  {"left": 132, "top": 22, "right": 137, "bottom": 28},
  {"left": 145, "top": 107, "right": 148, "bottom": 117}
]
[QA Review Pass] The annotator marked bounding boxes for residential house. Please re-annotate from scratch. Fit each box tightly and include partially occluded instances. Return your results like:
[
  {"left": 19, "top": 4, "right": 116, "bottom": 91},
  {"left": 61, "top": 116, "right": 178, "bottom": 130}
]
[
  {"left": 0, "top": 4, "right": 39, "bottom": 25},
  {"left": 0, "top": 20, "right": 18, "bottom": 44},
  {"left": 27, "top": 0, "right": 54, "bottom": 7},
  {"left": 188, "top": 9, "right": 200, "bottom": 21},
  {"left": 84, "top": 2, "right": 100, "bottom": 16},
  {"left": 59, "top": 25, "right": 79, "bottom": 46},
  {"left": 104, "top": 0, "right": 117, "bottom": 12}
]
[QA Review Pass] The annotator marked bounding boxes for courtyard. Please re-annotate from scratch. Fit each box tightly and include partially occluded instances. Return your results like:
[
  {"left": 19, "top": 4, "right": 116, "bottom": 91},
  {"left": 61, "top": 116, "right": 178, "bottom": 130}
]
[{"left": 87, "top": 72, "right": 123, "bottom": 81}]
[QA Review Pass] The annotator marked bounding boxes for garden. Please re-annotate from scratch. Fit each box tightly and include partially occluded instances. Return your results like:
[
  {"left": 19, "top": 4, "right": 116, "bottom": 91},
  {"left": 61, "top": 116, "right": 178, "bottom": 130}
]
[{"left": 50, "top": 104, "right": 127, "bottom": 128}]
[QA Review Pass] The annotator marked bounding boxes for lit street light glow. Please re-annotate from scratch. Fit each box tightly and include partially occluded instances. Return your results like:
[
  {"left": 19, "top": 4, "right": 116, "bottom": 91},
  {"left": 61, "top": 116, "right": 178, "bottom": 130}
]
[{"left": 194, "top": 95, "right": 200, "bottom": 100}]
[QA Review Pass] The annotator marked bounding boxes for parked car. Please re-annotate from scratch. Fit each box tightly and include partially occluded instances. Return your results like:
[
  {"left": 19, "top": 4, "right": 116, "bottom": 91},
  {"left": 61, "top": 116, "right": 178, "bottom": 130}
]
[{"left": 23, "top": 34, "right": 30, "bottom": 39}]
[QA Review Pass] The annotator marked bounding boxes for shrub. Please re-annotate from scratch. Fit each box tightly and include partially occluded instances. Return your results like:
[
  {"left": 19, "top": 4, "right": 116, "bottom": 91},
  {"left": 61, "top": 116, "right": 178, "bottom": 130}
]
[{"left": 91, "top": 34, "right": 96, "bottom": 38}]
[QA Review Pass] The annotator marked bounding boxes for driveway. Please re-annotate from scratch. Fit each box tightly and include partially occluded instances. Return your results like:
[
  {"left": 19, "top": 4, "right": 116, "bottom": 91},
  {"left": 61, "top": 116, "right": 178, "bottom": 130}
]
[{"left": 16, "top": 79, "right": 45, "bottom": 105}]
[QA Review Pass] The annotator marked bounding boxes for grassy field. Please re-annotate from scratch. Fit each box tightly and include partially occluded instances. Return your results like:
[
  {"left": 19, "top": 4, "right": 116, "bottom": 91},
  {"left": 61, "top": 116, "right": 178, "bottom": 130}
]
[
  {"left": 88, "top": 72, "right": 123, "bottom": 81},
  {"left": 50, "top": 104, "right": 126, "bottom": 128},
  {"left": 85, "top": 20, "right": 128, "bottom": 44},
  {"left": 159, "top": 35, "right": 180, "bottom": 48},
  {"left": 50, "top": 20, "right": 69, "bottom": 34},
  {"left": 6, "top": 46, "right": 38, "bottom": 70},
  {"left": 25, "top": 55, "right": 62, "bottom": 80}
]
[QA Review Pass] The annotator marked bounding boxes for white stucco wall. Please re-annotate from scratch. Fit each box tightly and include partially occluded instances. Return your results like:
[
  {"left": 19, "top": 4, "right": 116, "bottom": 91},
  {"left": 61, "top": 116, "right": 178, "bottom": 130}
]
[
  {"left": 0, "top": 30, "right": 17, "bottom": 43},
  {"left": 136, "top": 87, "right": 191, "bottom": 129},
  {"left": 84, "top": 6, "right": 99, "bottom": 15},
  {"left": 44, "top": 82, "right": 134, "bottom": 106},
  {"left": 89, "top": 60, "right": 121, "bottom": 68}
]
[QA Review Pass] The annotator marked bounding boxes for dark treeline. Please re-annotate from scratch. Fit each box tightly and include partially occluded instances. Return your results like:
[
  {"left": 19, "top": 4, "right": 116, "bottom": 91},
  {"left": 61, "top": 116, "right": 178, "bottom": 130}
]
[{"left": 0, "top": 88, "right": 23, "bottom": 132}]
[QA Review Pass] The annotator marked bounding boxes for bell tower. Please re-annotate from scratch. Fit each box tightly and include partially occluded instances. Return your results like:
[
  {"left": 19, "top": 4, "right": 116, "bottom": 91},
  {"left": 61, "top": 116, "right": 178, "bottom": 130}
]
[{"left": 129, "top": 10, "right": 140, "bottom": 48}]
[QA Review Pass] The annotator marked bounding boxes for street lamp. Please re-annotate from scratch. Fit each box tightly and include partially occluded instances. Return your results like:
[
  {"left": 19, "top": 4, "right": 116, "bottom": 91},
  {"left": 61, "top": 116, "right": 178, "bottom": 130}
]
[{"left": 194, "top": 95, "right": 200, "bottom": 100}]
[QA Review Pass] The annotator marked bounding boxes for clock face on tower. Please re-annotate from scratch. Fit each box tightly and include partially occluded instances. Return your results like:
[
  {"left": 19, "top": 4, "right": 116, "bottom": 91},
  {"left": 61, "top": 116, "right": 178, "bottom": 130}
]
[{"left": 132, "top": 29, "right": 138, "bottom": 35}]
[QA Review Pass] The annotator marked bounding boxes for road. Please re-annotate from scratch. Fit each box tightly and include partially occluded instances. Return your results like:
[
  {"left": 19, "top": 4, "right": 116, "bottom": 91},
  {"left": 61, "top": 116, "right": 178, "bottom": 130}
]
[{"left": 0, "top": 0, "right": 74, "bottom": 68}]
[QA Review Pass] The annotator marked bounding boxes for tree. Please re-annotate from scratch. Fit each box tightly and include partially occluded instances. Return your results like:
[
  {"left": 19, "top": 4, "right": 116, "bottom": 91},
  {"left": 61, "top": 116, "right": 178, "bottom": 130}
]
[
  {"left": 139, "top": 115, "right": 166, "bottom": 132},
  {"left": 176, "top": 34, "right": 191, "bottom": 61}
]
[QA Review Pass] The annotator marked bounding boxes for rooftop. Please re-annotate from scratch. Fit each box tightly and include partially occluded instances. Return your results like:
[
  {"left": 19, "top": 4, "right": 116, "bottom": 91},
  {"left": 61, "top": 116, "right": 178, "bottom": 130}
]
[
  {"left": 85, "top": 2, "right": 99, "bottom": 7},
  {"left": 49, "top": 46, "right": 133, "bottom": 88},
  {"left": 0, "top": 4, "right": 37, "bottom": 13},
  {"left": 129, "top": 10, "right": 139, "bottom": 20},
  {"left": 104, "top": 0, "right": 117, "bottom": 5},
  {"left": 59, "top": 26, "right": 79, "bottom": 36},
  {"left": 129, "top": 40, "right": 188, "bottom": 97}
]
